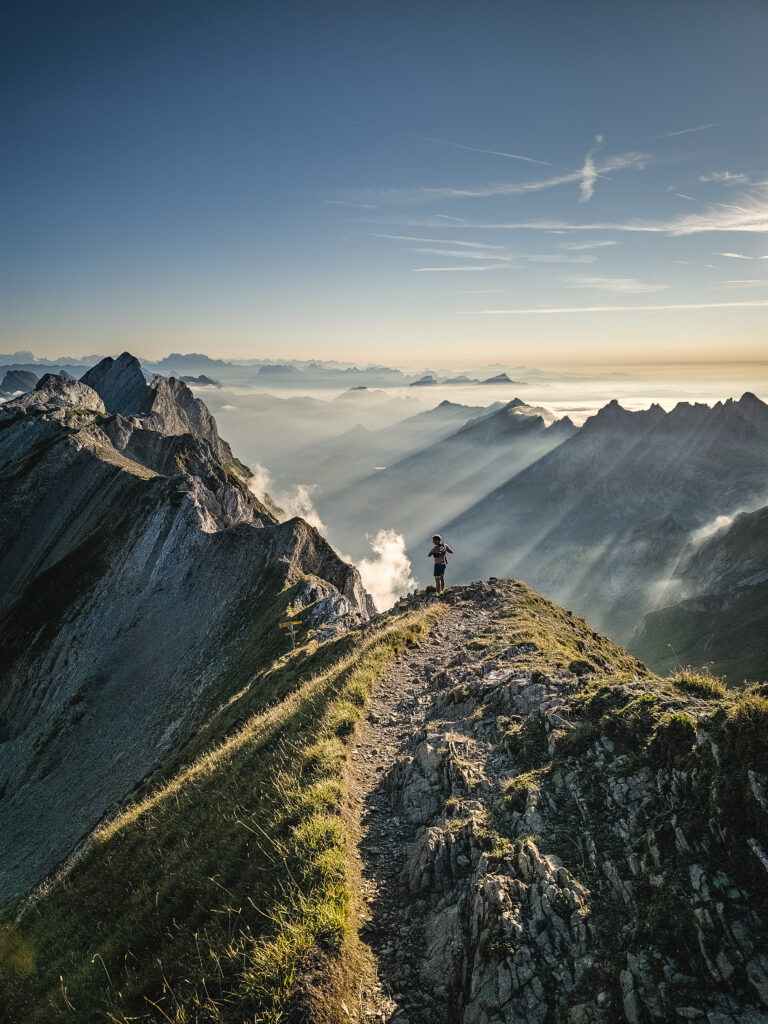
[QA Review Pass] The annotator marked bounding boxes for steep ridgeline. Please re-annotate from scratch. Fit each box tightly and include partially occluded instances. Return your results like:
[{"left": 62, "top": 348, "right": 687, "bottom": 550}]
[
  {"left": 2, "top": 581, "right": 767, "bottom": 1024},
  {"left": 633, "top": 504, "right": 768, "bottom": 681},
  {"left": 319, "top": 399, "right": 576, "bottom": 562},
  {"left": 0, "top": 355, "right": 372, "bottom": 900},
  {"left": 442, "top": 394, "right": 768, "bottom": 671},
  {"left": 277, "top": 399, "right": 492, "bottom": 495}
]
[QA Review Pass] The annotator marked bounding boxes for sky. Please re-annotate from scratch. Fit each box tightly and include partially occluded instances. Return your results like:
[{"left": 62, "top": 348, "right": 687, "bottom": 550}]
[{"left": 1, "top": 0, "right": 767, "bottom": 367}]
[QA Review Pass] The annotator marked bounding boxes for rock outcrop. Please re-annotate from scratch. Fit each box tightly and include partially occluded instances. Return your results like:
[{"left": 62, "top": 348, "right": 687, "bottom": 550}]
[
  {"left": 0, "top": 373, "right": 105, "bottom": 420},
  {"left": 353, "top": 581, "right": 768, "bottom": 1024},
  {"left": 80, "top": 351, "right": 149, "bottom": 415},
  {"left": 0, "top": 355, "right": 372, "bottom": 899}
]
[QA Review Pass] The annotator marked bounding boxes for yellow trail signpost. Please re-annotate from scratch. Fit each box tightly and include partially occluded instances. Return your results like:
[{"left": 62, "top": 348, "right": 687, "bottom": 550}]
[{"left": 279, "top": 619, "right": 302, "bottom": 649}]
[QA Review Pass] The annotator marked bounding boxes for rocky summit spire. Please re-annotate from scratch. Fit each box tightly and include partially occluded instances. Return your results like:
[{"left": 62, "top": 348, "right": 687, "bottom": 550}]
[{"left": 81, "top": 351, "right": 148, "bottom": 415}]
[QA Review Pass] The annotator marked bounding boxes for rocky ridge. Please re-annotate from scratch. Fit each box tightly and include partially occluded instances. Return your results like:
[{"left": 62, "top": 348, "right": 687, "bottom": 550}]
[
  {"left": 347, "top": 581, "right": 768, "bottom": 1024},
  {"left": 0, "top": 355, "right": 372, "bottom": 900}
]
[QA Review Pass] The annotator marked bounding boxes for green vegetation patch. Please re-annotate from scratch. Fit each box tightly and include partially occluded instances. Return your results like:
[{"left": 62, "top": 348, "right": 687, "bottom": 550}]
[
  {"left": 670, "top": 667, "right": 727, "bottom": 700},
  {"left": 649, "top": 712, "right": 697, "bottom": 767},
  {"left": 0, "top": 606, "right": 443, "bottom": 1024},
  {"left": 477, "top": 581, "right": 645, "bottom": 676},
  {"left": 503, "top": 769, "right": 547, "bottom": 815},
  {"left": 503, "top": 717, "right": 550, "bottom": 769},
  {"left": 721, "top": 689, "right": 768, "bottom": 769}
]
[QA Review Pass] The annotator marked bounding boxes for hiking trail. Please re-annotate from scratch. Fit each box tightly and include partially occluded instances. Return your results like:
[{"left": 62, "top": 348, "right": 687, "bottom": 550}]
[{"left": 345, "top": 584, "right": 499, "bottom": 1023}]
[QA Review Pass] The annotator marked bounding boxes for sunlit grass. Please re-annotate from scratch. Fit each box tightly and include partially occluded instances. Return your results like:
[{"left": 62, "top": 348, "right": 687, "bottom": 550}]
[
  {"left": 2, "top": 604, "right": 445, "bottom": 1024},
  {"left": 670, "top": 666, "right": 727, "bottom": 699}
]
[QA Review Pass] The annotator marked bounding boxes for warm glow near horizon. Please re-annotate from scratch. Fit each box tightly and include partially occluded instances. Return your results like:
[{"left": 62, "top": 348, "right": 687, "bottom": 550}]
[{"left": 1, "top": 2, "right": 767, "bottom": 370}]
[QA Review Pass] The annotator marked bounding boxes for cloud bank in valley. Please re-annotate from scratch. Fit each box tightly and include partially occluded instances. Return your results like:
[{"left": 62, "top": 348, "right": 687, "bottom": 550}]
[
  {"left": 248, "top": 464, "right": 327, "bottom": 532},
  {"left": 356, "top": 530, "right": 417, "bottom": 612},
  {"left": 248, "top": 463, "right": 415, "bottom": 611}
]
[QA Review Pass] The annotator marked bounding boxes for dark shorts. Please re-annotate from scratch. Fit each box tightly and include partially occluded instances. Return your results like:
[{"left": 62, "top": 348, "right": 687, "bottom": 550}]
[{"left": 434, "top": 562, "right": 446, "bottom": 577}]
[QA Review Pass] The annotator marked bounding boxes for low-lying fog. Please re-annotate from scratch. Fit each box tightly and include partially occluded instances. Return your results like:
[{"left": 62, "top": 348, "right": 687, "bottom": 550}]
[
  {"left": 191, "top": 365, "right": 768, "bottom": 611},
  {"left": 5, "top": 354, "right": 765, "bottom": 622}
]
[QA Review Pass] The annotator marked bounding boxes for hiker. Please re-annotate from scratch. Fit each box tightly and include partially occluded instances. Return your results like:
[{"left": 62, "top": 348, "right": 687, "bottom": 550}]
[{"left": 428, "top": 534, "right": 453, "bottom": 595}]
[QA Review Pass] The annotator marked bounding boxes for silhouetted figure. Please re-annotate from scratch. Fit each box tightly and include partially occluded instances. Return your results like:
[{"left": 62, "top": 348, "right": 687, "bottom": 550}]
[{"left": 428, "top": 534, "right": 453, "bottom": 595}]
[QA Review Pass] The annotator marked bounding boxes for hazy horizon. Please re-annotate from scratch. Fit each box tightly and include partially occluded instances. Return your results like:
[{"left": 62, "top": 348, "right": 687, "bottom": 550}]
[{"left": 2, "top": 1, "right": 767, "bottom": 366}]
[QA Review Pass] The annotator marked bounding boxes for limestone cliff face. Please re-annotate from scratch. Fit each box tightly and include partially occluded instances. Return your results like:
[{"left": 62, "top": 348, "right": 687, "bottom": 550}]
[
  {"left": 81, "top": 351, "right": 234, "bottom": 463},
  {"left": 0, "top": 356, "right": 372, "bottom": 900}
]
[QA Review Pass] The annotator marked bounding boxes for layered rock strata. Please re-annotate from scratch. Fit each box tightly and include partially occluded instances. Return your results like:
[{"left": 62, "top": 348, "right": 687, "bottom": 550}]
[{"left": 0, "top": 356, "right": 372, "bottom": 899}]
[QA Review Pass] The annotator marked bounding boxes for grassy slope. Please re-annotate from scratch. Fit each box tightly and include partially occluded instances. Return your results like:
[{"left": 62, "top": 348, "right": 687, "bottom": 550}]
[
  {"left": 632, "top": 578, "right": 768, "bottom": 683},
  {"left": 1, "top": 604, "right": 444, "bottom": 1024},
  {"left": 4, "top": 579, "right": 767, "bottom": 1022}
]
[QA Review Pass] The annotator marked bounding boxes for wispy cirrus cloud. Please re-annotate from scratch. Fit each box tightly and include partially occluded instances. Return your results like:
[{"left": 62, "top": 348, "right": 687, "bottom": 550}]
[
  {"left": 564, "top": 275, "right": 668, "bottom": 293},
  {"left": 336, "top": 149, "right": 649, "bottom": 204},
  {"left": 698, "top": 171, "right": 750, "bottom": 184},
  {"left": 393, "top": 184, "right": 768, "bottom": 235},
  {"left": 660, "top": 123, "right": 716, "bottom": 137},
  {"left": 374, "top": 234, "right": 599, "bottom": 269},
  {"left": 715, "top": 251, "right": 753, "bottom": 259},
  {"left": 407, "top": 133, "right": 557, "bottom": 168},
  {"left": 412, "top": 247, "right": 518, "bottom": 261},
  {"left": 527, "top": 253, "right": 597, "bottom": 263},
  {"left": 458, "top": 298, "right": 768, "bottom": 314},
  {"left": 558, "top": 240, "right": 617, "bottom": 250},
  {"left": 413, "top": 264, "right": 514, "bottom": 272},
  {"left": 371, "top": 233, "right": 504, "bottom": 249},
  {"left": 579, "top": 135, "right": 602, "bottom": 202}
]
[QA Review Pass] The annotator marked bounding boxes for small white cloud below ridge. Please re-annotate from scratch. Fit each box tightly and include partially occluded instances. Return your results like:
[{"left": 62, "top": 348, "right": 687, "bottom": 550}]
[
  {"left": 248, "top": 465, "right": 327, "bottom": 533},
  {"left": 690, "top": 515, "right": 733, "bottom": 545},
  {"left": 356, "top": 529, "right": 416, "bottom": 612}
]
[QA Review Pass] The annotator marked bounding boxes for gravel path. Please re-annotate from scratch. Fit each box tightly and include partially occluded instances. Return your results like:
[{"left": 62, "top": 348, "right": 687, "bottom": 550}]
[{"left": 344, "top": 593, "right": 496, "bottom": 1024}]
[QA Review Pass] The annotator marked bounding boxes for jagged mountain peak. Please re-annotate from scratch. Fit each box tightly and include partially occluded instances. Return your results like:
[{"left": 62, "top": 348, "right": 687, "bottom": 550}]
[
  {"left": 547, "top": 413, "right": 577, "bottom": 436},
  {"left": 144, "top": 373, "right": 226, "bottom": 456},
  {"left": 734, "top": 390, "right": 768, "bottom": 428},
  {"left": 0, "top": 372, "right": 105, "bottom": 419},
  {"left": 80, "top": 351, "right": 148, "bottom": 415},
  {"left": 739, "top": 390, "right": 764, "bottom": 405},
  {"left": 584, "top": 397, "right": 667, "bottom": 432}
]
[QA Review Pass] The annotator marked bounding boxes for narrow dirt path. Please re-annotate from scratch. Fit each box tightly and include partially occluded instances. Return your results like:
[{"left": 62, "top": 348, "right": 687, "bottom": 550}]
[{"left": 344, "top": 592, "right": 496, "bottom": 1024}]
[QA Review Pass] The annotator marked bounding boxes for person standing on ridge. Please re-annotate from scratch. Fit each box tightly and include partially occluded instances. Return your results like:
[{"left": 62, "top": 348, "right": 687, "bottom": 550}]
[{"left": 428, "top": 534, "right": 453, "bottom": 595}]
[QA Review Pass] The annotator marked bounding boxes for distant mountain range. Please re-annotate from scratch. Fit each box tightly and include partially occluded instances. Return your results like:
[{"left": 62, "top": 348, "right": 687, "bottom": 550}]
[
  {"left": 0, "top": 351, "right": 532, "bottom": 390},
  {"left": 317, "top": 398, "right": 576, "bottom": 561},
  {"left": 2, "top": 352, "right": 765, "bottom": 680},
  {"left": 277, "top": 398, "right": 495, "bottom": 493},
  {"left": 441, "top": 393, "right": 768, "bottom": 679}
]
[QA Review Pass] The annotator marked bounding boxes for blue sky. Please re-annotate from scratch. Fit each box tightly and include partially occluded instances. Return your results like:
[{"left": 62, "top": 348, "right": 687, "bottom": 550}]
[{"left": 1, "top": 0, "right": 767, "bottom": 365}]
